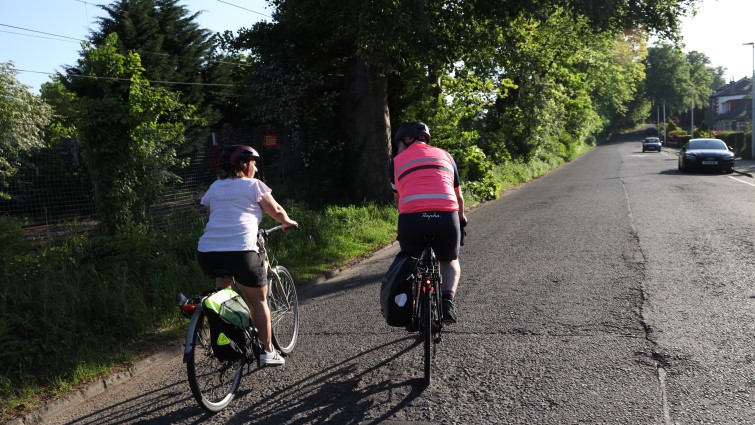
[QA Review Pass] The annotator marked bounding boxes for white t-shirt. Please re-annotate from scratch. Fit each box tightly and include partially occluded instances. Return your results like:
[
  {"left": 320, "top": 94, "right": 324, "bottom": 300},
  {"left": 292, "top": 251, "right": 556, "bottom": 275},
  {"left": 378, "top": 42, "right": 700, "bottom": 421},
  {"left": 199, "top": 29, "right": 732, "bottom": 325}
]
[{"left": 197, "top": 177, "right": 271, "bottom": 252}]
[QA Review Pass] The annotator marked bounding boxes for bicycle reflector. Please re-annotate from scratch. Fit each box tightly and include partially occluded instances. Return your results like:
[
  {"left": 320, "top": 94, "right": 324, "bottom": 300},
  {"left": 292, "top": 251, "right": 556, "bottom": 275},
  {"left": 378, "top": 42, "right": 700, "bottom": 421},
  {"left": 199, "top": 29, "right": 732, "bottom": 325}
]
[{"left": 180, "top": 302, "right": 196, "bottom": 317}]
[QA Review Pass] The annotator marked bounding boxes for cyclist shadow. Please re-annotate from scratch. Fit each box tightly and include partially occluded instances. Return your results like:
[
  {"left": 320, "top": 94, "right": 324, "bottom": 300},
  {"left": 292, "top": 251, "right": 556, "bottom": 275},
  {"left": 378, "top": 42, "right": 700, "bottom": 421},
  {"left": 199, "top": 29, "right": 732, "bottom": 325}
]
[{"left": 230, "top": 336, "right": 428, "bottom": 424}]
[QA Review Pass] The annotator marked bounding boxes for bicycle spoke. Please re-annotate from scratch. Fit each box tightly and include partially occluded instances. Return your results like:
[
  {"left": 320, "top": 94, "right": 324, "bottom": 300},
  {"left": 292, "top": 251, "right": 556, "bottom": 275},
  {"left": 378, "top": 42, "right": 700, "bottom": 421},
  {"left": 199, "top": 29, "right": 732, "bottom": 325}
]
[{"left": 269, "top": 266, "right": 299, "bottom": 354}]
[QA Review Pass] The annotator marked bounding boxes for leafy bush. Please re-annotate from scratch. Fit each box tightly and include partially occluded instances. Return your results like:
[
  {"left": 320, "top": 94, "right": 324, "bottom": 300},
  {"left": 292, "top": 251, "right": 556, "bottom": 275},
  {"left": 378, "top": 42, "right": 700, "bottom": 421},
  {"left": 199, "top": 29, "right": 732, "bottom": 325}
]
[
  {"left": 0, "top": 212, "right": 208, "bottom": 400},
  {"left": 464, "top": 178, "right": 501, "bottom": 202}
]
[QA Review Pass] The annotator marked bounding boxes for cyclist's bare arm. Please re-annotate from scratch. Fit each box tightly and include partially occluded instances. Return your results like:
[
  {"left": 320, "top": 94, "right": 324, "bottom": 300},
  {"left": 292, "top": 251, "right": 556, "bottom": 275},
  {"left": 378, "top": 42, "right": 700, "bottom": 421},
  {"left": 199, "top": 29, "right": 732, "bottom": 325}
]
[
  {"left": 455, "top": 186, "right": 466, "bottom": 222},
  {"left": 259, "top": 192, "right": 298, "bottom": 230}
]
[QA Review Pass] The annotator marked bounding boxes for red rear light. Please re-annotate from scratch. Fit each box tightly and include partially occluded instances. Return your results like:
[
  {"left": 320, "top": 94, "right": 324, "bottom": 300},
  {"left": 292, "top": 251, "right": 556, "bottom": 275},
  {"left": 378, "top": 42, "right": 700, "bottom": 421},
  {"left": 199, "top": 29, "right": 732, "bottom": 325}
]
[{"left": 181, "top": 303, "right": 196, "bottom": 314}]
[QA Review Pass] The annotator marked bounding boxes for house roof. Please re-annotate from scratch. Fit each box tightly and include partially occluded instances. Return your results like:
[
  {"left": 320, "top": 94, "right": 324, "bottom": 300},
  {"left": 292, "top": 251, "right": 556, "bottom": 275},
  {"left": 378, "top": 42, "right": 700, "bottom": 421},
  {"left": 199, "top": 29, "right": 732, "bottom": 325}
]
[{"left": 712, "top": 77, "right": 752, "bottom": 98}]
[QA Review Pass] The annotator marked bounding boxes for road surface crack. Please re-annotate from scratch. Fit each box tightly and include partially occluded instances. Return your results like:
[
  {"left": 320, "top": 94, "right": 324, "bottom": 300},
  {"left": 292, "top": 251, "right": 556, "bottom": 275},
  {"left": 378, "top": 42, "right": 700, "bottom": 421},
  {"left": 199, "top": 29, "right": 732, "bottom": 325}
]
[{"left": 619, "top": 168, "right": 672, "bottom": 425}]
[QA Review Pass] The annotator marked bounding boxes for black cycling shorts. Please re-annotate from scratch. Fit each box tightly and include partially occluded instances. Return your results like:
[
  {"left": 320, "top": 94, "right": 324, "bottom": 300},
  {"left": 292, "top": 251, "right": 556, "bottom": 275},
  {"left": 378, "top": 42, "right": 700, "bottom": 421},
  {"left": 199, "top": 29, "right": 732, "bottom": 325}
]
[
  {"left": 397, "top": 211, "right": 460, "bottom": 261},
  {"left": 196, "top": 250, "right": 267, "bottom": 288}
]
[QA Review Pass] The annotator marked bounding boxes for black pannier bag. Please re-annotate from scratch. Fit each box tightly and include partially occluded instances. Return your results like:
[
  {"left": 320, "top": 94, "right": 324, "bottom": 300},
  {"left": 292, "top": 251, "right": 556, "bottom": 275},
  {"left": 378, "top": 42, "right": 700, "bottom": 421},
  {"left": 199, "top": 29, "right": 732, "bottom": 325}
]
[
  {"left": 203, "top": 288, "right": 249, "bottom": 361},
  {"left": 380, "top": 252, "right": 419, "bottom": 327}
]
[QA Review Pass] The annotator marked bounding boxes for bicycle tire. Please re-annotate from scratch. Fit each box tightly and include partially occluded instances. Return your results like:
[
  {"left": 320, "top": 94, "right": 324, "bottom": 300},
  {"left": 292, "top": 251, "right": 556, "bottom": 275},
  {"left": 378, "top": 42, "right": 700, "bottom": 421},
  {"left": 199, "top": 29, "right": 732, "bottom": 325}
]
[
  {"left": 268, "top": 265, "right": 299, "bottom": 355},
  {"left": 186, "top": 308, "right": 244, "bottom": 413},
  {"left": 422, "top": 285, "right": 432, "bottom": 386}
]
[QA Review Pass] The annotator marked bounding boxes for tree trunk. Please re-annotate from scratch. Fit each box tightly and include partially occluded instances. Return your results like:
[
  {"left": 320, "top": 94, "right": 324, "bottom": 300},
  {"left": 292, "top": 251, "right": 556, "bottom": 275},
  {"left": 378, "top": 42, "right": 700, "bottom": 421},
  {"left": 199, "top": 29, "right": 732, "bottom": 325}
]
[{"left": 341, "top": 59, "right": 393, "bottom": 203}]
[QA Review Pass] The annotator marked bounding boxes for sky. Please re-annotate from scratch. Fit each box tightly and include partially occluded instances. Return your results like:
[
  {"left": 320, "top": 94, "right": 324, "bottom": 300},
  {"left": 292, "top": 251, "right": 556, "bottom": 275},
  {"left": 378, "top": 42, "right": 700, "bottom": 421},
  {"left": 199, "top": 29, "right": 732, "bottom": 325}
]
[
  {"left": 0, "top": 0, "right": 272, "bottom": 92},
  {"left": 680, "top": 0, "right": 755, "bottom": 82},
  {"left": 1, "top": 0, "right": 754, "bottom": 94}
]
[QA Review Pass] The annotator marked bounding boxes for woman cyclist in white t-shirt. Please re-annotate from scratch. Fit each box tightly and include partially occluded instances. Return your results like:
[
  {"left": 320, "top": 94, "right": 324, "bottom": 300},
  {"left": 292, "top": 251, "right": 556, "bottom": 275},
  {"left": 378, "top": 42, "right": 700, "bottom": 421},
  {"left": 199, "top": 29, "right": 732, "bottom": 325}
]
[{"left": 196, "top": 145, "right": 298, "bottom": 366}]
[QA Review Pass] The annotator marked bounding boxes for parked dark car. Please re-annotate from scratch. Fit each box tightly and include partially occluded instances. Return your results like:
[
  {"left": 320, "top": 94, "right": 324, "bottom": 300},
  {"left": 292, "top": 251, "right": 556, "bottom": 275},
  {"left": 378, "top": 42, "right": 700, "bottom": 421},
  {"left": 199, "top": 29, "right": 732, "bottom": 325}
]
[
  {"left": 642, "top": 137, "right": 662, "bottom": 152},
  {"left": 677, "top": 138, "right": 735, "bottom": 173}
]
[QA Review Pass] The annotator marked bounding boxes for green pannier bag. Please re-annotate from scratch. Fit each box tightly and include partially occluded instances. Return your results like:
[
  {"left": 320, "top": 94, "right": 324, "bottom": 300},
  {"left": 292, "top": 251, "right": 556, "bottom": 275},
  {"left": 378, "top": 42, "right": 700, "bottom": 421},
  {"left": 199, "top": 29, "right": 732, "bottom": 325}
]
[{"left": 203, "top": 288, "right": 251, "bottom": 361}]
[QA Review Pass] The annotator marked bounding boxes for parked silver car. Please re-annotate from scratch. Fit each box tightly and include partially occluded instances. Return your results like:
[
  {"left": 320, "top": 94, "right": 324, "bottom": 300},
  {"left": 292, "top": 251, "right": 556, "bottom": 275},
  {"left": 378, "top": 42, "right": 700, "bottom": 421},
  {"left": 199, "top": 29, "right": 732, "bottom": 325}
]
[{"left": 642, "top": 137, "right": 662, "bottom": 152}]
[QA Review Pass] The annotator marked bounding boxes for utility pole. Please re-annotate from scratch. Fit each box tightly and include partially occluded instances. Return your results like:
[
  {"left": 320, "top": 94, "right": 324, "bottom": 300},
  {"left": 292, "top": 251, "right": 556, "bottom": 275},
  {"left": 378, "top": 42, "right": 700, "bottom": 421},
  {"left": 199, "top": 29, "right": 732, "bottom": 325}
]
[
  {"left": 691, "top": 96, "right": 695, "bottom": 138},
  {"left": 744, "top": 42, "right": 755, "bottom": 159},
  {"left": 663, "top": 103, "right": 667, "bottom": 145}
]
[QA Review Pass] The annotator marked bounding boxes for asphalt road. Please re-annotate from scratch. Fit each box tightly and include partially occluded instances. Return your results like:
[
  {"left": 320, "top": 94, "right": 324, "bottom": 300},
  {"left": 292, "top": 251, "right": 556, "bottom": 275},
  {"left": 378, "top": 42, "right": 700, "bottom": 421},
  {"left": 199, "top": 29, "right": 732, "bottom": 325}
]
[{"left": 21, "top": 132, "right": 755, "bottom": 424}]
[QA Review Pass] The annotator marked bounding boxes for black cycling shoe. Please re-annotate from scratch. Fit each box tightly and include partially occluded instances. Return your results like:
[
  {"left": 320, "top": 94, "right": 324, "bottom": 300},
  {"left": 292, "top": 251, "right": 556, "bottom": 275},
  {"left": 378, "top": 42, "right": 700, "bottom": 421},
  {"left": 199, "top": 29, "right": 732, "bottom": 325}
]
[{"left": 442, "top": 299, "right": 457, "bottom": 324}]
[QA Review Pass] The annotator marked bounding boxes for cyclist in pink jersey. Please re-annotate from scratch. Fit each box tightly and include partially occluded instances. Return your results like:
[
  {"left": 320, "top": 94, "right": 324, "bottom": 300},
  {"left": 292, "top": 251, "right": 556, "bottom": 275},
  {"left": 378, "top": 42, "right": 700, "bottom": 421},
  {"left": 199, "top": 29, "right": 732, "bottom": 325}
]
[
  {"left": 389, "top": 122, "right": 467, "bottom": 323},
  {"left": 197, "top": 145, "right": 298, "bottom": 366}
]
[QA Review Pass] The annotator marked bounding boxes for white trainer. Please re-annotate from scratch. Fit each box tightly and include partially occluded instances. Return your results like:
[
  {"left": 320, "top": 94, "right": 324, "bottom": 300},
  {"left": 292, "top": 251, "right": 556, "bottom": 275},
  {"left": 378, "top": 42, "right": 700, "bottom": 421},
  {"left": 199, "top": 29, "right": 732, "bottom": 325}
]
[{"left": 260, "top": 350, "right": 285, "bottom": 366}]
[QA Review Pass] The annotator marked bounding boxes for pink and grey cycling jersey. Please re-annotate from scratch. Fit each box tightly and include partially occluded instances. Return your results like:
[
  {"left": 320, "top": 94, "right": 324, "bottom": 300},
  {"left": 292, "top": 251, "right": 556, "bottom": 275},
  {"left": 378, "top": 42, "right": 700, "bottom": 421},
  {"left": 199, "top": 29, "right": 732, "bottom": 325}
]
[{"left": 389, "top": 143, "right": 460, "bottom": 215}]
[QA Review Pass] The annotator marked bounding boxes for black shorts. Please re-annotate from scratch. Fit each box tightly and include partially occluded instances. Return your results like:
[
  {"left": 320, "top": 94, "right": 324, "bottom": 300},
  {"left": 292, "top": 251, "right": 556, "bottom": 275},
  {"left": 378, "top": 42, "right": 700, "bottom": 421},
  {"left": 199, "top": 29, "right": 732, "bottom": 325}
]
[
  {"left": 196, "top": 250, "right": 267, "bottom": 288},
  {"left": 397, "top": 211, "right": 460, "bottom": 261}
]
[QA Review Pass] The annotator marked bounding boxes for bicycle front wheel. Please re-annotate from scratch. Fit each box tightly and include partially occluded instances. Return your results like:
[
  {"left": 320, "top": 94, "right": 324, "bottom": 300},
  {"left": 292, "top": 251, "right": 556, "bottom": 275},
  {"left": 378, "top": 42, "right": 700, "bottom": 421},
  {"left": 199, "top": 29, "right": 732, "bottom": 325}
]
[
  {"left": 268, "top": 265, "right": 299, "bottom": 355},
  {"left": 422, "top": 287, "right": 432, "bottom": 386},
  {"left": 186, "top": 308, "right": 243, "bottom": 413}
]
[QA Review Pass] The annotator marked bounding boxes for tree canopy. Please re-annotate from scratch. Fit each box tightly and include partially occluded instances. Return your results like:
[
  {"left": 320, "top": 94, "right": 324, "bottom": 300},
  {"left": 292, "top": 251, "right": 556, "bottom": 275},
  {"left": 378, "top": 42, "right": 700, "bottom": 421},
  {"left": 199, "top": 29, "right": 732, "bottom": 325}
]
[
  {"left": 88, "top": 0, "right": 236, "bottom": 127},
  {"left": 228, "top": 0, "right": 699, "bottom": 202}
]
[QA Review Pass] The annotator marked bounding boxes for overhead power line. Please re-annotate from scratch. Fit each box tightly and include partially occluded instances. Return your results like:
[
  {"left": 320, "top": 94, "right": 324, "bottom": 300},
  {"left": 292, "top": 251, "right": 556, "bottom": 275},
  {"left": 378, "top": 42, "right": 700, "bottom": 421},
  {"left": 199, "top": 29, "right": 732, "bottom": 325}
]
[
  {"left": 72, "top": 0, "right": 104, "bottom": 6},
  {"left": 0, "top": 29, "right": 80, "bottom": 43},
  {"left": 215, "top": 0, "right": 271, "bottom": 18},
  {"left": 70, "top": 0, "right": 272, "bottom": 18},
  {"left": 1, "top": 23, "right": 248, "bottom": 67},
  {"left": 13, "top": 68, "right": 235, "bottom": 87},
  {"left": 0, "top": 23, "right": 80, "bottom": 41}
]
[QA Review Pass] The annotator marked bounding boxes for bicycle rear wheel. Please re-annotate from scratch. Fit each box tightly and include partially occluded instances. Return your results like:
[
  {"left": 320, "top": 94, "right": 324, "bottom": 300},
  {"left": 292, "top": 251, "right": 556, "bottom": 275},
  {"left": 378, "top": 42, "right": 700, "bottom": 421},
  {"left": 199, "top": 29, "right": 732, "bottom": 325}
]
[
  {"left": 268, "top": 265, "right": 299, "bottom": 355},
  {"left": 422, "top": 286, "right": 432, "bottom": 386},
  {"left": 186, "top": 308, "right": 243, "bottom": 413}
]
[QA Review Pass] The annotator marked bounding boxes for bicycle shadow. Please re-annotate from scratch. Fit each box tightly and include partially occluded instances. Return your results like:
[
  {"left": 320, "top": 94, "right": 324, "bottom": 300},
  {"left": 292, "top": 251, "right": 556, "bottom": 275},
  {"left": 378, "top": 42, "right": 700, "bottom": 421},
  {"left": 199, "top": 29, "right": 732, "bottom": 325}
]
[{"left": 230, "top": 336, "right": 427, "bottom": 425}]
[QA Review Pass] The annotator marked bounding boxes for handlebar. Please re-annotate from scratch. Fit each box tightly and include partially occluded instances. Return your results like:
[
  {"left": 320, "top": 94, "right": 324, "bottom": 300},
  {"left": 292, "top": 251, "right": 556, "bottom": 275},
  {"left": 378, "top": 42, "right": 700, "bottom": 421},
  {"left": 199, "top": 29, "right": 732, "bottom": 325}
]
[{"left": 259, "top": 224, "right": 299, "bottom": 237}]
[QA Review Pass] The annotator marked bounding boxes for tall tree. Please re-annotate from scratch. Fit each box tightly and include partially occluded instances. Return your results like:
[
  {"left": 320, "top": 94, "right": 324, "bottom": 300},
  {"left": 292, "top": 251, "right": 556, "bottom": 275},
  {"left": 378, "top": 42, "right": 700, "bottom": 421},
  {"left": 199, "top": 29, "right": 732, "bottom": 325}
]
[
  {"left": 89, "top": 0, "right": 233, "bottom": 127},
  {"left": 686, "top": 50, "right": 719, "bottom": 109},
  {"left": 645, "top": 43, "right": 692, "bottom": 115}
]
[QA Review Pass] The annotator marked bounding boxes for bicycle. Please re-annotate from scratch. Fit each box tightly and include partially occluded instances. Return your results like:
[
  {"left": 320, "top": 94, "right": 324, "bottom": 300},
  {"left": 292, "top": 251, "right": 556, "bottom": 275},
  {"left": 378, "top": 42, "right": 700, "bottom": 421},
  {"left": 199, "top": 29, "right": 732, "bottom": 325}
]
[
  {"left": 408, "top": 236, "right": 444, "bottom": 387},
  {"left": 177, "top": 225, "right": 299, "bottom": 412},
  {"left": 407, "top": 220, "right": 466, "bottom": 386}
]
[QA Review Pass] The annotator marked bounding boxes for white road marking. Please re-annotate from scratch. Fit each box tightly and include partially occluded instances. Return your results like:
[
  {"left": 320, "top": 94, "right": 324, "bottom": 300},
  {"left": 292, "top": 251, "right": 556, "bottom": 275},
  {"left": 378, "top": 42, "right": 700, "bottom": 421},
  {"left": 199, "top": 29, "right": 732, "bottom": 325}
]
[{"left": 728, "top": 176, "right": 755, "bottom": 187}]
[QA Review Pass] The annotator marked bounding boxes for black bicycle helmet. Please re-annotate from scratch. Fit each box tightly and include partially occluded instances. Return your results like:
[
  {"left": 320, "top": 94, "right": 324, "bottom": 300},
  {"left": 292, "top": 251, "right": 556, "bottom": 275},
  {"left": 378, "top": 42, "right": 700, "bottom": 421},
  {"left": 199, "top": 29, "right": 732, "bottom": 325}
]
[
  {"left": 393, "top": 122, "right": 431, "bottom": 143},
  {"left": 219, "top": 145, "right": 260, "bottom": 169}
]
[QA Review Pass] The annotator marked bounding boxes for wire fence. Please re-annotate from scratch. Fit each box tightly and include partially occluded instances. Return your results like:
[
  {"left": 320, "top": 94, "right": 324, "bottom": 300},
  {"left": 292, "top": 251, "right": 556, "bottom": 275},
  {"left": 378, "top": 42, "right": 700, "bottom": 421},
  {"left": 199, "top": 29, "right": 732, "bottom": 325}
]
[{"left": 1, "top": 127, "right": 295, "bottom": 241}]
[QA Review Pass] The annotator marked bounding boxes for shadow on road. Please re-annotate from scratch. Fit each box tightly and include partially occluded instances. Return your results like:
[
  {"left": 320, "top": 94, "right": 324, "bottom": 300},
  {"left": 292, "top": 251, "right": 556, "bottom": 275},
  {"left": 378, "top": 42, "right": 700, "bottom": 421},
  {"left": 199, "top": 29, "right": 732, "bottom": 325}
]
[{"left": 233, "top": 337, "right": 426, "bottom": 424}]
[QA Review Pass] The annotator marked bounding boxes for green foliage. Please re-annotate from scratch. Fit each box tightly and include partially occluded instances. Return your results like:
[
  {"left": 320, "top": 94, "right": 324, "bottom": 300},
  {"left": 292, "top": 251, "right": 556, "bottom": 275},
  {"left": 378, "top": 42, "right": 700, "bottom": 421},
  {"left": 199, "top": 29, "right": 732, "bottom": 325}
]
[
  {"left": 668, "top": 130, "right": 688, "bottom": 138},
  {"left": 64, "top": 34, "right": 202, "bottom": 234},
  {"left": 667, "top": 118, "right": 682, "bottom": 132},
  {"left": 0, "top": 62, "right": 52, "bottom": 200},
  {"left": 645, "top": 43, "right": 693, "bottom": 114},
  {"left": 40, "top": 79, "right": 79, "bottom": 148},
  {"left": 694, "top": 120, "right": 710, "bottom": 138},
  {"left": 236, "top": 0, "right": 692, "bottom": 203},
  {"left": 0, "top": 211, "right": 208, "bottom": 407}
]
